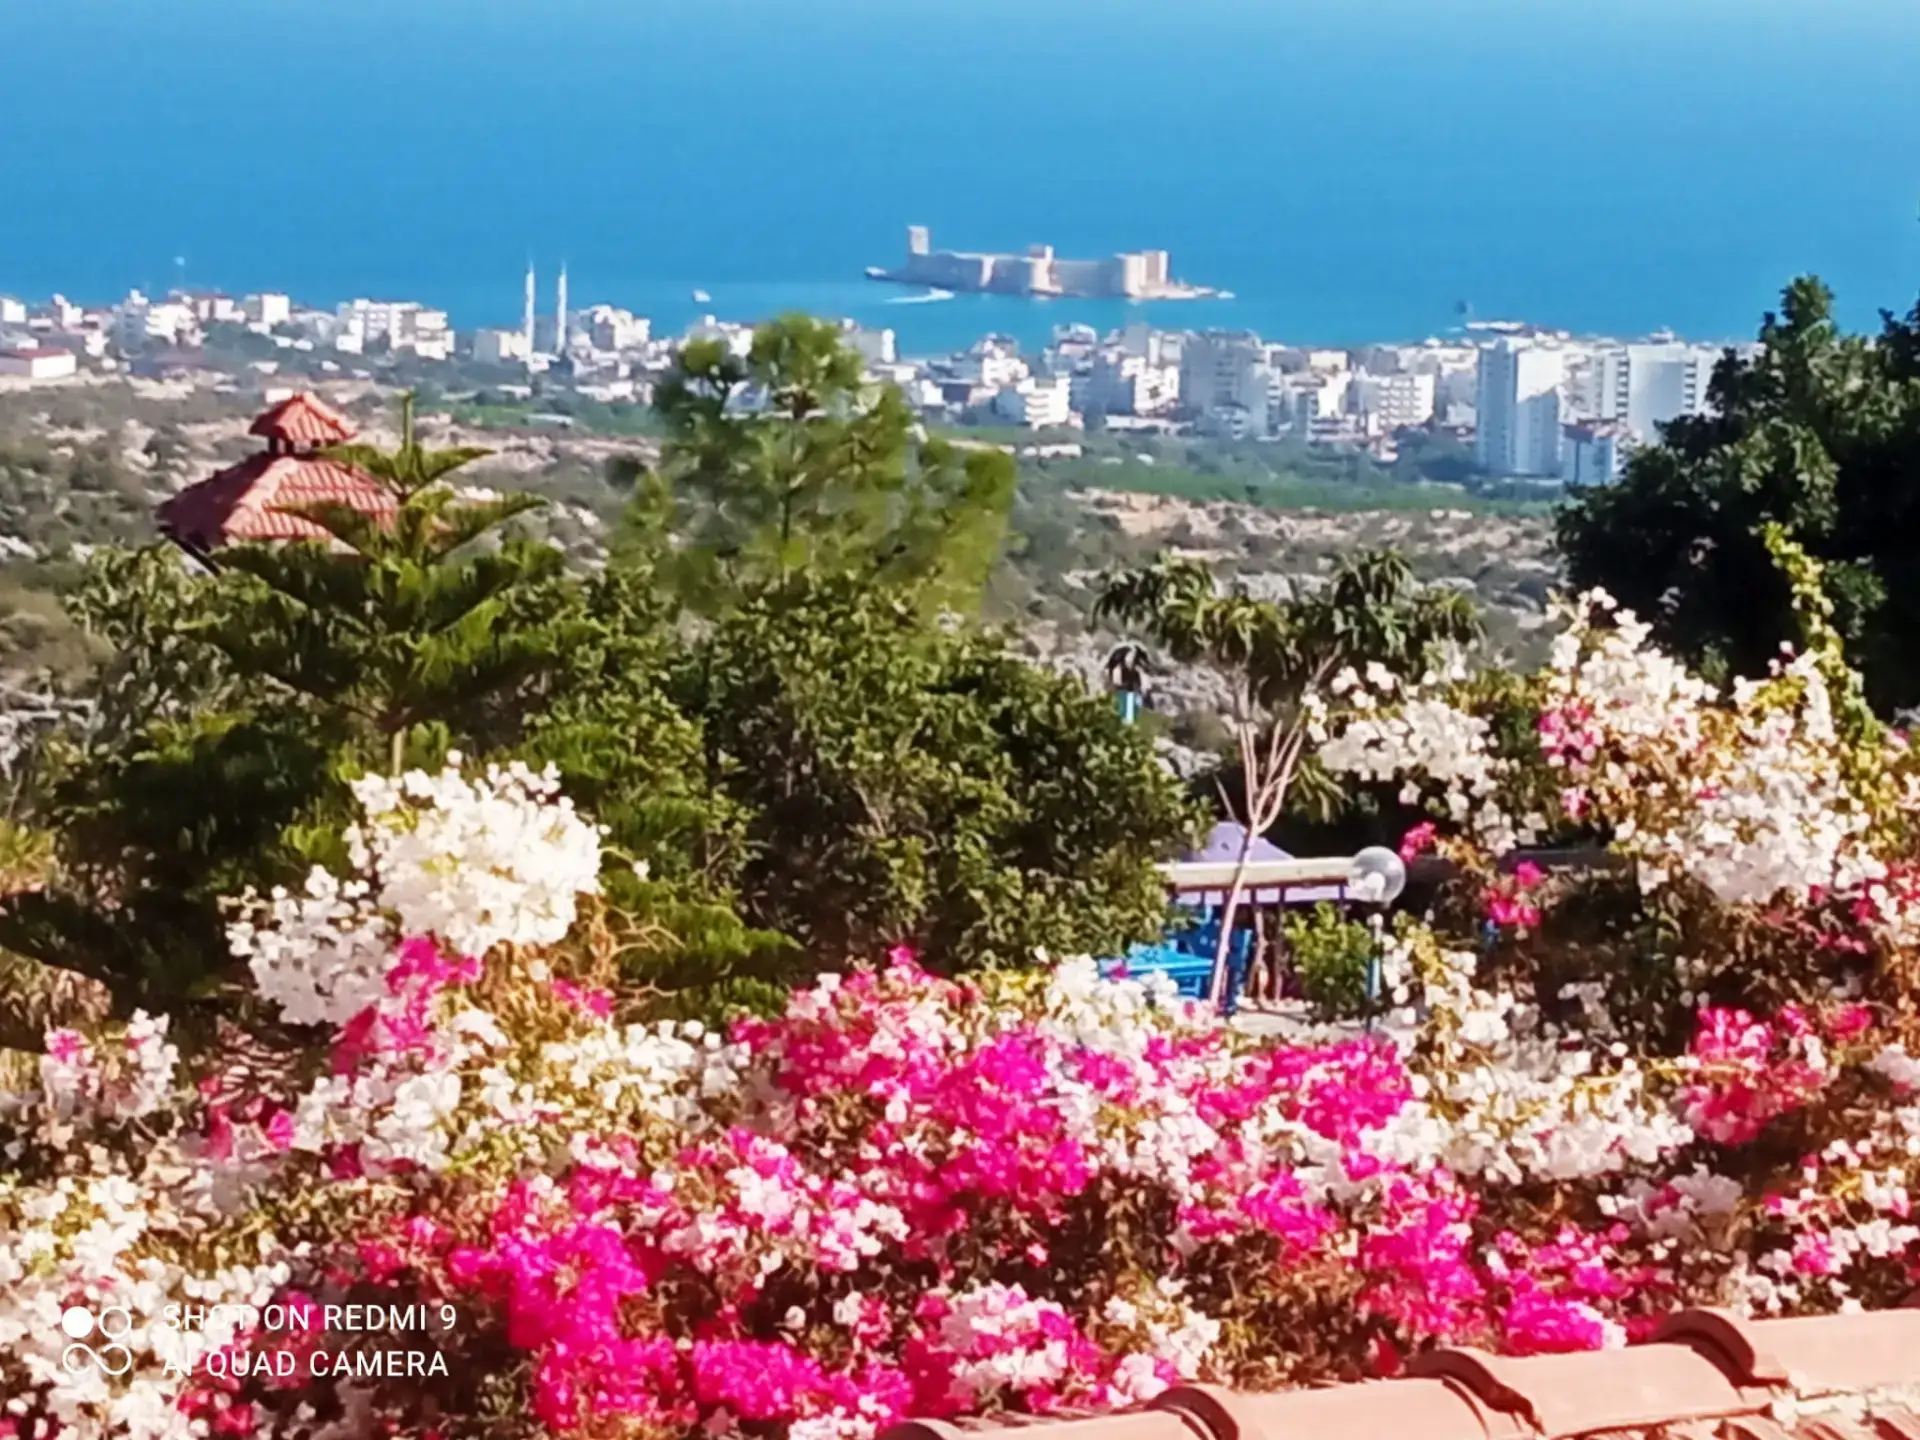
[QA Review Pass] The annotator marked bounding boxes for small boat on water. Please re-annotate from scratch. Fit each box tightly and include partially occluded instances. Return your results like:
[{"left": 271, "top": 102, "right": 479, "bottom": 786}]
[{"left": 691, "top": 289, "right": 711, "bottom": 303}]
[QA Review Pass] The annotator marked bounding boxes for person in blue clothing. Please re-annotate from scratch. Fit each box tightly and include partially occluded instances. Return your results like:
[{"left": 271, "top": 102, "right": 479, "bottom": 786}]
[{"left": 1105, "top": 641, "right": 1149, "bottom": 725}]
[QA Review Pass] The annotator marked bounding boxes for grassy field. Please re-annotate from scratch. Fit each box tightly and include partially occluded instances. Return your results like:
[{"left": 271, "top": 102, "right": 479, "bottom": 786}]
[{"left": 448, "top": 396, "right": 662, "bottom": 438}]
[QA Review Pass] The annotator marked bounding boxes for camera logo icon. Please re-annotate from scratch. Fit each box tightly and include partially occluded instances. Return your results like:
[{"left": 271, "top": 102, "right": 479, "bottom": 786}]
[{"left": 60, "top": 1305, "right": 135, "bottom": 1376}]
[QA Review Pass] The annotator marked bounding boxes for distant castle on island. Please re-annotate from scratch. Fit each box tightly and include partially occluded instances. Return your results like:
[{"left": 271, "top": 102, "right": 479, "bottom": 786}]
[{"left": 866, "top": 226, "right": 1224, "bottom": 302}]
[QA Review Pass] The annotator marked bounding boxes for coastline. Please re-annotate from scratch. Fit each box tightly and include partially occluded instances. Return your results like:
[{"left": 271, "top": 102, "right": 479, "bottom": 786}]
[
  {"left": 4, "top": 268, "right": 1758, "bottom": 371},
  {"left": 865, "top": 266, "right": 1225, "bottom": 303}
]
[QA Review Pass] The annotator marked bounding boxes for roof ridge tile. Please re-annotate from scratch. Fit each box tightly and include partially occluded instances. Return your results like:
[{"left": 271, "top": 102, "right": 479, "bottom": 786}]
[{"left": 877, "top": 1310, "right": 1920, "bottom": 1440}]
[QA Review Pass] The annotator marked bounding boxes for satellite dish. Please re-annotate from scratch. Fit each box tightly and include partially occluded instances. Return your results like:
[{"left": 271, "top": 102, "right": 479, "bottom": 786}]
[{"left": 1348, "top": 847, "right": 1407, "bottom": 905}]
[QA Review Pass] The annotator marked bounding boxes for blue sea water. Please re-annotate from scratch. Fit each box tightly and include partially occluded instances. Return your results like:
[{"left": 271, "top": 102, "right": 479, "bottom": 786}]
[{"left": 2, "top": 0, "right": 1918, "bottom": 357}]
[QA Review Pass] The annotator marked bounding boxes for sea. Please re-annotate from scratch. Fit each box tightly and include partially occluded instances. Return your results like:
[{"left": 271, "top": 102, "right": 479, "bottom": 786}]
[{"left": 3, "top": 0, "right": 1918, "bottom": 359}]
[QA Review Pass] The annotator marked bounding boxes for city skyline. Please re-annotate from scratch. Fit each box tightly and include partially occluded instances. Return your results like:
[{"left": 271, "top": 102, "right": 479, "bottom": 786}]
[
  {"left": 2, "top": 258, "right": 1754, "bottom": 489},
  {"left": 3, "top": 0, "right": 1913, "bottom": 351}
]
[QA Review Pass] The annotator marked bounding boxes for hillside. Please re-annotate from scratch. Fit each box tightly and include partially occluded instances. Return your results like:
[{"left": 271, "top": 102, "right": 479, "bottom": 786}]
[{"left": 0, "top": 376, "right": 1566, "bottom": 711}]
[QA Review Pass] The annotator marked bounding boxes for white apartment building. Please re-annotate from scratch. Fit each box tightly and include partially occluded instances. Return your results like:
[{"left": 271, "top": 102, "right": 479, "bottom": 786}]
[
  {"left": 582, "top": 306, "right": 650, "bottom": 352},
  {"left": 1351, "top": 371, "right": 1437, "bottom": 430},
  {"left": 1181, "top": 331, "right": 1271, "bottom": 427},
  {"left": 1354, "top": 345, "right": 1415, "bottom": 375},
  {"left": 954, "top": 348, "right": 1029, "bottom": 389},
  {"left": 1116, "top": 321, "right": 1174, "bottom": 364},
  {"left": 900, "top": 376, "right": 948, "bottom": 411},
  {"left": 245, "top": 293, "right": 291, "bottom": 329},
  {"left": 1562, "top": 421, "right": 1630, "bottom": 486},
  {"left": 0, "top": 347, "right": 78, "bottom": 381},
  {"left": 174, "top": 292, "right": 245, "bottom": 324},
  {"left": 337, "top": 299, "right": 407, "bottom": 340},
  {"left": 337, "top": 299, "right": 452, "bottom": 356},
  {"left": 114, "top": 293, "right": 199, "bottom": 347},
  {"left": 1589, "top": 341, "right": 1722, "bottom": 441},
  {"left": 472, "top": 328, "right": 532, "bottom": 366},
  {"left": 0, "top": 298, "right": 26, "bottom": 326},
  {"left": 1475, "top": 338, "right": 1567, "bottom": 477},
  {"left": 1088, "top": 352, "right": 1179, "bottom": 416},
  {"left": 403, "top": 313, "right": 450, "bottom": 359},
  {"left": 685, "top": 316, "right": 756, "bottom": 358},
  {"left": 1198, "top": 404, "right": 1264, "bottom": 441},
  {"left": 1281, "top": 374, "right": 1347, "bottom": 440},
  {"left": 1401, "top": 341, "right": 1480, "bottom": 374},
  {"left": 843, "top": 324, "right": 897, "bottom": 367},
  {"left": 992, "top": 374, "right": 1073, "bottom": 430}
]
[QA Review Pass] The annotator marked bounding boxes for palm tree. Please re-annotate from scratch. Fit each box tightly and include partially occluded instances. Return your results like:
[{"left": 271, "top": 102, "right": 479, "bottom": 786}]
[{"left": 1098, "top": 549, "right": 1479, "bottom": 1004}]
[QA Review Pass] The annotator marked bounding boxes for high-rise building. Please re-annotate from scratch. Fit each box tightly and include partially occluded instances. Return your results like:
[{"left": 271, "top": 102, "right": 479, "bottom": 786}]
[
  {"left": 1351, "top": 372, "right": 1435, "bottom": 430},
  {"left": 1562, "top": 421, "right": 1630, "bottom": 486},
  {"left": 555, "top": 264, "right": 569, "bottom": 354},
  {"left": 1475, "top": 338, "right": 1566, "bottom": 477},
  {"left": 1089, "top": 352, "right": 1178, "bottom": 416},
  {"left": 1589, "top": 341, "right": 1722, "bottom": 441},
  {"left": 1180, "top": 331, "right": 1271, "bottom": 434}
]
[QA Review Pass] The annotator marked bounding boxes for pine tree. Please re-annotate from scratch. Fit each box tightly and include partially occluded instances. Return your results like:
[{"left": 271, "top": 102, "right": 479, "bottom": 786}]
[{"left": 618, "top": 314, "right": 1013, "bottom": 616}]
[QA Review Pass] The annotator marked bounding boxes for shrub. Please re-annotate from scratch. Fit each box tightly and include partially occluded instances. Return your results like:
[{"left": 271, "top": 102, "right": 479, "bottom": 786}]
[
  {"left": 1283, "top": 902, "right": 1377, "bottom": 1019},
  {"left": 14, "top": 548, "right": 1920, "bottom": 1438}
]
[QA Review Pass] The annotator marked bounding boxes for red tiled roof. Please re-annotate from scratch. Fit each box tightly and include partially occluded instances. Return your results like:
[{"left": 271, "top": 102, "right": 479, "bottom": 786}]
[
  {"left": 882, "top": 1309, "right": 1920, "bottom": 1440},
  {"left": 156, "top": 452, "right": 396, "bottom": 550},
  {"left": 248, "top": 391, "right": 356, "bottom": 446}
]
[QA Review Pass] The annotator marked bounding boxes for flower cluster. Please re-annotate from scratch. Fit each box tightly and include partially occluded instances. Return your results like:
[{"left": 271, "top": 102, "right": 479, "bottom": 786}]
[
  {"left": 1311, "top": 666, "right": 1540, "bottom": 855},
  {"left": 1535, "top": 595, "right": 1886, "bottom": 906},
  {"left": 14, "top": 607, "right": 1920, "bottom": 1440},
  {"left": 1317, "top": 593, "right": 1910, "bottom": 917}
]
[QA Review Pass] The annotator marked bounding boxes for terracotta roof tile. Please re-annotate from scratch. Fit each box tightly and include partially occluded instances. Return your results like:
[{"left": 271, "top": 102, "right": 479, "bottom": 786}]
[
  {"left": 1154, "top": 1376, "right": 1524, "bottom": 1440},
  {"left": 1659, "top": 1310, "right": 1920, "bottom": 1396},
  {"left": 877, "top": 1311, "right": 1920, "bottom": 1440},
  {"left": 889, "top": 1415, "right": 1199, "bottom": 1440},
  {"left": 156, "top": 452, "right": 396, "bottom": 550},
  {"left": 248, "top": 391, "right": 356, "bottom": 446},
  {"left": 157, "top": 395, "right": 392, "bottom": 551},
  {"left": 1405, "top": 1339, "right": 1765, "bottom": 1438}
]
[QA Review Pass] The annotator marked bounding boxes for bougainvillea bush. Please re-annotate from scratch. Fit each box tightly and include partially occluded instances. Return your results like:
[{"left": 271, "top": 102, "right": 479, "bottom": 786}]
[{"left": 10, "top": 576, "right": 1920, "bottom": 1440}]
